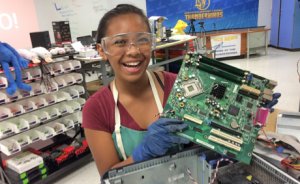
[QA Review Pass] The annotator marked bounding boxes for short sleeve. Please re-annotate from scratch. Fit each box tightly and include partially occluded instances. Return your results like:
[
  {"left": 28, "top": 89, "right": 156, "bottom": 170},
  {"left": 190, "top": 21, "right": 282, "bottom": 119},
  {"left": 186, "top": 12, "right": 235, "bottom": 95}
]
[{"left": 81, "top": 87, "right": 115, "bottom": 133}]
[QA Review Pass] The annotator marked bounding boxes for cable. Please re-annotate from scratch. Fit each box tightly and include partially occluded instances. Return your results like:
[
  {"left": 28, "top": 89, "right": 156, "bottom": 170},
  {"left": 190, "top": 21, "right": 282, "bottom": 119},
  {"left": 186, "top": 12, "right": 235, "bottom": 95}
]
[
  {"left": 281, "top": 156, "right": 300, "bottom": 170},
  {"left": 186, "top": 168, "right": 198, "bottom": 184},
  {"left": 257, "top": 129, "right": 288, "bottom": 160},
  {"left": 40, "top": 60, "right": 53, "bottom": 92},
  {"left": 209, "top": 158, "right": 233, "bottom": 184},
  {"left": 70, "top": 128, "right": 82, "bottom": 145},
  {"left": 0, "top": 165, "right": 11, "bottom": 184}
]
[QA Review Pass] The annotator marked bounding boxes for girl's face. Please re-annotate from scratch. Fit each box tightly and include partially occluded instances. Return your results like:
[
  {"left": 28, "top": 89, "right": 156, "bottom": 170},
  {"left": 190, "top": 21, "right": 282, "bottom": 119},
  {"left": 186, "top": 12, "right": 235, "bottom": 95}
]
[{"left": 98, "top": 13, "right": 151, "bottom": 84}]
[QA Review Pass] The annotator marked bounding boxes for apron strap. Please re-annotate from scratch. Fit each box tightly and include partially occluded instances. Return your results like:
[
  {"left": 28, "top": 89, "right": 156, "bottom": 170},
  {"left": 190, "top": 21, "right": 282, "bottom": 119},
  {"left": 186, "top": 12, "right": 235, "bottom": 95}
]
[
  {"left": 112, "top": 70, "right": 163, "bottom": 160},
  {"left": 146, "top": 70, "right": 163, "bottom": 114},
  {"left": 112, "top": 80, "right": 127, "bottom": 160},
  {"left": 153, "top": 71, "right": 164, "bottom": 90}
]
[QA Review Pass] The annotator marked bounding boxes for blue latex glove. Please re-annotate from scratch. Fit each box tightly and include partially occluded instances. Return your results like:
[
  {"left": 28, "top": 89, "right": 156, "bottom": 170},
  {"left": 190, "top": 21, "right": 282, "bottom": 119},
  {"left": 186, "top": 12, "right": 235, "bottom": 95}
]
[
  {"left": 264, "top": 93, "right": 281, "bottom": 112},
  {"left": 132, "top": 118, "right": 190, "bottom": 162}
]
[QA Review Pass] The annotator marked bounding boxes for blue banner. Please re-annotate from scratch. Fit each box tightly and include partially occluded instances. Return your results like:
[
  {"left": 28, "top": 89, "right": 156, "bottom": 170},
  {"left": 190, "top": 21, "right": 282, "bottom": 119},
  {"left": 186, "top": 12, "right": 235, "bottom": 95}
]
[{"left": 146, "top": 0, "right": 259, "bottom": 33}]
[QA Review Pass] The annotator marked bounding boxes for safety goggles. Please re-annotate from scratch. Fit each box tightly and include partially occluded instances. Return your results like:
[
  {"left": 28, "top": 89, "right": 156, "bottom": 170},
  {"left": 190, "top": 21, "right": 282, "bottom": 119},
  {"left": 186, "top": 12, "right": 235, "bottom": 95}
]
[{"left": 101, "top": 32, "right": 155, "bottom": 56}]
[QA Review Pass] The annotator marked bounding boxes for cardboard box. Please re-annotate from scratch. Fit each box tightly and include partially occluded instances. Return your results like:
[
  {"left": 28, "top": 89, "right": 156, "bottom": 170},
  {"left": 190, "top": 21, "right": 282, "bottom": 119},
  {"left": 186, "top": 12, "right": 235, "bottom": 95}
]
[{"left": 263, "top": 109, "right": 279, "bottom": 132}]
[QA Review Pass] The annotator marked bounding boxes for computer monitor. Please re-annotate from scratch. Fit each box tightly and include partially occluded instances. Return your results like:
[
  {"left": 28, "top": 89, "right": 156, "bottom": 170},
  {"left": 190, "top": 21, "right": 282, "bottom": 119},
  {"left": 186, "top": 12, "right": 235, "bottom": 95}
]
[
  {"left": 76, "top": 35, "right": 95, "bottom": 46},
  {"left": 29, "top": 31, "right": 51, "bottom": 49}
]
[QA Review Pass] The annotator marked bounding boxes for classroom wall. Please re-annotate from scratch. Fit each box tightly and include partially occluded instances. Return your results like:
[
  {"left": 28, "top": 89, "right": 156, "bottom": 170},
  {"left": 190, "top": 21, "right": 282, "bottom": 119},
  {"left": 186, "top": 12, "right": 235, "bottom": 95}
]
[
  {"left": 0, "top": 0, "right": 39, "bottom": 48},
  {"left": 258, "top": 0, "right": 273, "bottom": 42},
  {"left": 33, "top": 0, "right": 146, "bottom": 44},
  {"left": 0, "top": 0, "right": 272, "bottom": 49},
  {"left": 258, "top": 0, "right": 273, "bottom": 28}
]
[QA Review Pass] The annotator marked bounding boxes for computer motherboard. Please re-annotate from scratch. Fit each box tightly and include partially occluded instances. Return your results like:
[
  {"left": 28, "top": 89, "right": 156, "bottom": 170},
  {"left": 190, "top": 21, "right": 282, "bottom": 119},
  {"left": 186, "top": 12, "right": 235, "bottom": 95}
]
[{"left": 162, "top": 52, "right": 277, "bottom": 164}]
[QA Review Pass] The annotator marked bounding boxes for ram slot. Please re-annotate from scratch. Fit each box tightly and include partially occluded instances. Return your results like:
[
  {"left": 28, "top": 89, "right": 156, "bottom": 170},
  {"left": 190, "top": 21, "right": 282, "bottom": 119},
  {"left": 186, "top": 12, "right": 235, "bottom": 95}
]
[
  {"left": 208, "top": 135, "right": 241, "bottom": 152},
  {"left": 198, "top": 63, "right": 243, "bottom": 84},
  {"left": 201, "top": 56, "right": 245, "bottom": 76},
  {"left": 210, "top": 128, "right": 243, "bottom": 144}
]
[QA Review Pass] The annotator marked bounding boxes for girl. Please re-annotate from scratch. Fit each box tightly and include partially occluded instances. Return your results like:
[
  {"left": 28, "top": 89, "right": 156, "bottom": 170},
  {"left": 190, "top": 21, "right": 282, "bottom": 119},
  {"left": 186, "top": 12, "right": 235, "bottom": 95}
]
[{"left": 82, "top": 4, "right": 189, "bottom": 176}]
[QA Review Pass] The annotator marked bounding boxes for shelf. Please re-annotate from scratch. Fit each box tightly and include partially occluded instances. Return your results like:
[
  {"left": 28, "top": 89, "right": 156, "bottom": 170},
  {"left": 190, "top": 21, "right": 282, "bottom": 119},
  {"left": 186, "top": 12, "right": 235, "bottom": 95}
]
[
  {"left": 35, "top": 153, "right": 93, "bottom": 184},
  {"left": 0, "top": 52, "right": 78, "bottom": 75},
  {"left": 0, "top": 97, "right": 85, "bottom": 140},
  {"left": 0, "top": 51, "right": 89, "bottom": 184},
  {"left": 0, "top": 80, "right": 84, "bottom": 122},
  {"left": 51, "top": 52, "right": 78, "bottom": 59},
  {"left": 0, "top": 60, "right": 82, "bottom": 93},
  {"left": 0, "top": 111, "right": 83, "bottom": 156}
]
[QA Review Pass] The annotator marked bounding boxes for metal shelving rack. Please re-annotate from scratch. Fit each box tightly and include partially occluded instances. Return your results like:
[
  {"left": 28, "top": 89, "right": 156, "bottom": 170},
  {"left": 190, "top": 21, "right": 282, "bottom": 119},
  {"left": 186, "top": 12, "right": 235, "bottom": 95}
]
[{"left": 0, "top": 53, "right": 91, "bottom": 184}]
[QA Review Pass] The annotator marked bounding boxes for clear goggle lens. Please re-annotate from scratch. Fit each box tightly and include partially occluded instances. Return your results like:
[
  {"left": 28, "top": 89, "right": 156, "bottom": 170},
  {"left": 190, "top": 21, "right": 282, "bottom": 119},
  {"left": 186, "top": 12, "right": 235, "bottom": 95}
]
[{"left": 101, "top": 32, "right": 155, "bottom": 55}]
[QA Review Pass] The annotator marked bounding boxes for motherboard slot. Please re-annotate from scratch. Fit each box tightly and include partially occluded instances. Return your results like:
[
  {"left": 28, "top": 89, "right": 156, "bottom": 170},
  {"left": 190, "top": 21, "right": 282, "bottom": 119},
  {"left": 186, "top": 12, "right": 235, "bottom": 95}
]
[
  {"left": 252, "top": 73, "right": 266, "bottom": 80},
  {"left": 208, "top": 135, "right": 241, "bottom": 152},
  {"left": 210, "top": 128, "right": 243, "bottom": 144},
  {"left": 198, "top": 63, "right": 243, "bottom": 84},
  {"left": 263, "top": 88, "right": 273, "bottom": 96},
  {"left": 210, "top": 122, "right": 242, "bottom": 137},
  {"left": 262, "top": 94, "right": 273, "bottom": 102},
  {"left": 201, "top": 56, "right": 245, "bottom": 77},
  {"left": 238, "top": 90, "right": 259, "bottom": 100},
  {"left": 193, "top": 127, "right": 203, "bottom": 133},
  {"left": 240, "top": 85, "right": 261, "bottom": 96},
  {"left": 183, "top": 114, "right": 203, "bottom": 125},
  {"left": 252, "top": 75, "right": 277, "bottom": 90},
  {"left": 266, "top": 79, "right": 278, "bottom": 90}
]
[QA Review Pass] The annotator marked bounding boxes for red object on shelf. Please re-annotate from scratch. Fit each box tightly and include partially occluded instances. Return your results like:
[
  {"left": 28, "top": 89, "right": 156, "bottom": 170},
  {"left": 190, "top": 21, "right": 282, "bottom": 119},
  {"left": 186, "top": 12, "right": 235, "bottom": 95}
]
[
  {"left": 55, "top": 145, "right": 75, "bottom": 164},
  {"left": 155, "top": 41, "right": 196, "bottom": 60},
  {"left": 2, "top": 159, "right": 7, "bottom": 169},
  {"left": 188, "top": 40, "right": 196, "bottom": 51},
  {"left": 0, "top": 63, "right": 38, "bottom": 74},
  {"left": 75, "top": 139, "right": 89, "bottom": 156}
]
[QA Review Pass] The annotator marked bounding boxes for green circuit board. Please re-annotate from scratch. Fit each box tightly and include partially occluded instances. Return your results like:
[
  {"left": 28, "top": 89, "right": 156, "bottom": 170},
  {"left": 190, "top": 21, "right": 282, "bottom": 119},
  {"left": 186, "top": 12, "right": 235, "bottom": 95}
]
[{"left": 162, "top": 52, "right": 277, "bottom": 164}]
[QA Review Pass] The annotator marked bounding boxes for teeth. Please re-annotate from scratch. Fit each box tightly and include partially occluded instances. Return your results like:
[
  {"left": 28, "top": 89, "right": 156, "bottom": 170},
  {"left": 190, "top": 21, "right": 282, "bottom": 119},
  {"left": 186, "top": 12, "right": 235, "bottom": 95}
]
[
  {"left": 123, "top": 62, "right": 140, "bottom": 67},
  {"left": 126, "top": 62, "right": 140, "bottom": 66}
]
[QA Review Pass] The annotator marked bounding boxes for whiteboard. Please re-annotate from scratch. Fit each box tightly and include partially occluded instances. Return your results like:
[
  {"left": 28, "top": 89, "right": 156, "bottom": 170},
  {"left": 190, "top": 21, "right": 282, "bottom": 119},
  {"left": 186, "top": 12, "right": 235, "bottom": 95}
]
[{"left": 33, "top": 0, "right": 146, "bottom": 43}]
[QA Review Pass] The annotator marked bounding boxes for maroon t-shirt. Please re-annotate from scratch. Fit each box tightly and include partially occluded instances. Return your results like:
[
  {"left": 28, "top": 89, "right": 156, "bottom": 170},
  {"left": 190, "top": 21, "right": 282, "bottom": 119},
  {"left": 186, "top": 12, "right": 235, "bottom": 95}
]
[{"left": 82, "top": 71, "right": 177, "bottom": 133}]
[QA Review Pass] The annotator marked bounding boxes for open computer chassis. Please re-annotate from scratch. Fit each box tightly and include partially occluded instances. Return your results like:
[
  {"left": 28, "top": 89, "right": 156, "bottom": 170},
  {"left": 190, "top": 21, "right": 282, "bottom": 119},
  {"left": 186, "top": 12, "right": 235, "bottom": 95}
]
[{"left": 102, "top": 146, "right": 299, "bottom": 184}]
